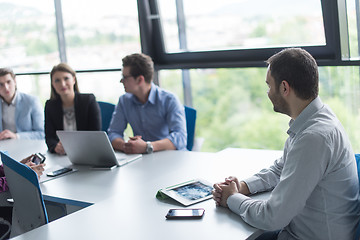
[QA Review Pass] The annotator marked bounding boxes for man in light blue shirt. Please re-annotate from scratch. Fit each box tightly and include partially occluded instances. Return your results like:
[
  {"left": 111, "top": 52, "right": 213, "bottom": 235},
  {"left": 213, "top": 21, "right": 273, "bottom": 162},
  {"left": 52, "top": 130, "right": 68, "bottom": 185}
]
[
  {"left": 213, "top": 48, "right": 359, "bottom": 240},
  {"left": 0, "top": 68, "right": 44, "bottom": 140},
  {"left": 108, "top": 53, "right": 187, "bottom": 154}
]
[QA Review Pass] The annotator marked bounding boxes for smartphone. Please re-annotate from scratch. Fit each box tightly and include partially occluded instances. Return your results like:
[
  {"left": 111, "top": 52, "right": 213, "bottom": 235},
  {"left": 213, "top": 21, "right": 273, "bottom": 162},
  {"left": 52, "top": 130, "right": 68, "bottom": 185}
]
[
  {"left": 165, "top": 208, "right": 205, "bottom": 219},
  {"left": 46, "top": 167, "right": 72, "bottom": 177},
  {"left": 31, "top": 153, "right": 46, "bottom": 165}
]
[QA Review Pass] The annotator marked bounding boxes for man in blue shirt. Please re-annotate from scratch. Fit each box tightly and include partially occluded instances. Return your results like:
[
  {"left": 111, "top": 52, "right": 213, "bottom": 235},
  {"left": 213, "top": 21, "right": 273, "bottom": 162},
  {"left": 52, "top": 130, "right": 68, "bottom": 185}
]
[{"left": 108, "top": 53, "right": 187, "bottom": 154}]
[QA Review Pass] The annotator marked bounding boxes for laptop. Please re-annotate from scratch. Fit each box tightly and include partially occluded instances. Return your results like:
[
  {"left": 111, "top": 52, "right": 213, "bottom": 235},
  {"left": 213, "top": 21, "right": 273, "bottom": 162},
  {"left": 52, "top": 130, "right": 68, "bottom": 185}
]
[{"left": 56, "top": 131, "right": 142, "bottom": 169}]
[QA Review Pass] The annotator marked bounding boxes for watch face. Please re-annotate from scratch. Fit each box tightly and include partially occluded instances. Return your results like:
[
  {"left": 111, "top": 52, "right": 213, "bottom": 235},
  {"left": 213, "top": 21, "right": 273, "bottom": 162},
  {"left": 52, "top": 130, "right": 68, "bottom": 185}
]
[{"left": 146, "top": 142, "right": 153, "bottom": 154}]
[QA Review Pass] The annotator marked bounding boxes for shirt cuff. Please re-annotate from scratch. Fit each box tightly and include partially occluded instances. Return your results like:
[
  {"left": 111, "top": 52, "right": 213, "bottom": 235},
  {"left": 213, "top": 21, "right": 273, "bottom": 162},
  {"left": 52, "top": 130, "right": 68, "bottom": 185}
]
[
  {"left": 108, "top": 132, "right": 123, "bottom": 142},
  {"left": 243, "top": 175, "right": 264, "bottom": 194},
  {"left": 227, "top": 193, "right": 251, "bottom": 215}
]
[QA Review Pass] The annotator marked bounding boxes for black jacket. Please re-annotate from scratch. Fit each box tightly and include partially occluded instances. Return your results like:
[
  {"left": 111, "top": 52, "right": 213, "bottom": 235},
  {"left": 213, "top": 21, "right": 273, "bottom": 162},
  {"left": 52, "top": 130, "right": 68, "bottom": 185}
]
[{"left": 45, "top": 93, "right": 101, "bottom": 152}]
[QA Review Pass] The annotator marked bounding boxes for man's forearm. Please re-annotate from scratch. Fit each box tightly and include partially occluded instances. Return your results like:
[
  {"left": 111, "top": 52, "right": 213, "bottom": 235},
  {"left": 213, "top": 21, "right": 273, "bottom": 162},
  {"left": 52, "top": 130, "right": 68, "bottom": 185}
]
[
  {"left": 112, "top": 138, "right": 125, "bottom": 152},
  {"left": 152, "top": 138, "right": 176, "bottom": 152}
]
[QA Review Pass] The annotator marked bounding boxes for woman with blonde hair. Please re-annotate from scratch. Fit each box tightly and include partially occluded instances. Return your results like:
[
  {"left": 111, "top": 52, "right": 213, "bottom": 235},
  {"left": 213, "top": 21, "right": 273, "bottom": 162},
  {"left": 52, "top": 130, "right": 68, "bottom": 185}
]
[{"left": 45, "top": 63, "right": 101, "bottom": 154}]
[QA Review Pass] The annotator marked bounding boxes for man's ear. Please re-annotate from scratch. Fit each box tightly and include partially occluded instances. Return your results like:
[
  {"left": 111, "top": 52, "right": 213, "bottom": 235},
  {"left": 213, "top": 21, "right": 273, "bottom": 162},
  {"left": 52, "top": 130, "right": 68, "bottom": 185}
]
[
  {"left": 281, "top": 80, "right": 290, "bottom": 96},
  {"left": 136, "top": 75, "right": 145, "bottom": 84},
  {"left": 13, "top": 76, "right": 17, "bottom": 90}
]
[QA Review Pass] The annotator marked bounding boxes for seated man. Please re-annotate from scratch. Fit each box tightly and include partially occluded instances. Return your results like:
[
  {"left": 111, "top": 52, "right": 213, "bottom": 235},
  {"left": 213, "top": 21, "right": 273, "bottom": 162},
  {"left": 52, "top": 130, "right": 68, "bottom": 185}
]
[
  {"left": 0, "top": 68, "right": 44, "bottom": 140},
  {"left": 212, "top": 48, "right": 359, "bottom": 240},
  {"left": 108, "top": 53, "right": 187, "bottom": 154}
]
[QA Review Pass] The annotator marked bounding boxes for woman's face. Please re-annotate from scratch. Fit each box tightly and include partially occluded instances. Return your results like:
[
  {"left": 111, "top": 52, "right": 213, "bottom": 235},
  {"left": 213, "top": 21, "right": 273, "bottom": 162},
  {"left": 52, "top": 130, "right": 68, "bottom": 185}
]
[{"left": 51, "top": 71, "right": 76, "bottom": 98}]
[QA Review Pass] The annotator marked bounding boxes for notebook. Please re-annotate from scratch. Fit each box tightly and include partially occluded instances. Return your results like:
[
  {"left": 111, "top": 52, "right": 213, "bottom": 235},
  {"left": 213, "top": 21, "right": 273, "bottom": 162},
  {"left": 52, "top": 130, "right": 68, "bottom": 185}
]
[{"left": 56, "top": 131, "right": 142, "bottom": 169}]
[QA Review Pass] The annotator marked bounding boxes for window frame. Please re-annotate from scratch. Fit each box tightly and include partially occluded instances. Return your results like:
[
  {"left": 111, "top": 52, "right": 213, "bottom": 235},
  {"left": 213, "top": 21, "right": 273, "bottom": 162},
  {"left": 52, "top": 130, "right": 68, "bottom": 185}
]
[{"left": 137, "top": 0, "right": 354, "bottom": 69}]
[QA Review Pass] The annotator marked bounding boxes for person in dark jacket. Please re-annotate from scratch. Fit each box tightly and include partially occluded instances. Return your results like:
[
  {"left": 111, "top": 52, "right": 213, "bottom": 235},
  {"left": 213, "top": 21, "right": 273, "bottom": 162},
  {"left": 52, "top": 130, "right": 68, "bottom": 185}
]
[{"left": 45, "top": 63, "right": 101, "bottom": 154}]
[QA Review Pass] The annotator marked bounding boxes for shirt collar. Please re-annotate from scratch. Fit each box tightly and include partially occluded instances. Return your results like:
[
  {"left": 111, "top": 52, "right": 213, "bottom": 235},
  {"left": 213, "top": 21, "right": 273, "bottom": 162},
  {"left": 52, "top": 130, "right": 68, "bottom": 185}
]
[
  {"left": 287, "top": 96, "right": 323, "bottom": 137},
  {"left": 131, "top": 83, "right": 157, "bottom": 105},
  {"left": 1, "top": 91, "right": 17, "bottom": 106},
  {"left": 147, "top": 83, "right": 157, "bottom": 104}
]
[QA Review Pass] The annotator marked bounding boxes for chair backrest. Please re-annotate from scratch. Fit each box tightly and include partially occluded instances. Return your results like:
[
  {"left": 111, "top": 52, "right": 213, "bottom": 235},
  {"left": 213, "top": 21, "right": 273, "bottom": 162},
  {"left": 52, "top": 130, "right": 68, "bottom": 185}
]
[
  {"left": 1, "top": 152, "right": 48, "bottom": 237},
  {"left": 354, "top": 154, "right": 360, "bottom": 240},
  {"left": 355, "top": 154, "right": 360, "bottom": 186},
  {"left": 98, "top": 101, "right": 115, "bottom": 132},
  {"left": 184, "top": 106, "right": 197, "bottom": 151}
]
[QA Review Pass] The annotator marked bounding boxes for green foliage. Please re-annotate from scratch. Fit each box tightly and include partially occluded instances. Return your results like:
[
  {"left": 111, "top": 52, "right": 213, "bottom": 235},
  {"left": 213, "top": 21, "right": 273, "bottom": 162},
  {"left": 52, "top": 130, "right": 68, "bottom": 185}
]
[
  {"left": 160, "top": 65, "right": 360, "bottom": 153},
  {"left": 23, "top": 37, "right": 57, "bottom": 55},
  {"left": 189, "top": 67, "right": 290, "bottom": 152},
  {"left": 66, "top": 32, "right": 136, "bottom": 48}
]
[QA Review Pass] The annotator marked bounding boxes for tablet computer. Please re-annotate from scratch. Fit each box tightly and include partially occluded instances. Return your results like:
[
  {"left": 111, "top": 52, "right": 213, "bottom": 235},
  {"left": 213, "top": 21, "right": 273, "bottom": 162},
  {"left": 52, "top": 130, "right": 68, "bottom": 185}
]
[{"left": 160, "top": 179, "right": 213, "bottom": 206}]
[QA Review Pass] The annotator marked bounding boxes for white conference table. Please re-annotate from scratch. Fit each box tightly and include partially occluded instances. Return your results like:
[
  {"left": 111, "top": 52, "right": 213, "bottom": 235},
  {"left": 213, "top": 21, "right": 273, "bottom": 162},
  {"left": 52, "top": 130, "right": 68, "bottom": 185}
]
[{"left": 0, "top": 140, "right": 282, "bottom": 240}]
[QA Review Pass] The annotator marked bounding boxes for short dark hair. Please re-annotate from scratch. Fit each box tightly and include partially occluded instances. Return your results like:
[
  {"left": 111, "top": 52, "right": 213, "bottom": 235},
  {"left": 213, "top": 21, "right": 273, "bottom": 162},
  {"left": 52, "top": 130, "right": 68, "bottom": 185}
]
[
  {"left": 122, "top": 53, "right": 154, "bottom": 83},
  {"left": 0, "top": 68, "right": 15, "bottom": 79},
  {"left": 50, "top": 63, "right": 80, "bottom": 100},
  {"left": 266, "top": 48, "right": 319, "bottom": 100}
]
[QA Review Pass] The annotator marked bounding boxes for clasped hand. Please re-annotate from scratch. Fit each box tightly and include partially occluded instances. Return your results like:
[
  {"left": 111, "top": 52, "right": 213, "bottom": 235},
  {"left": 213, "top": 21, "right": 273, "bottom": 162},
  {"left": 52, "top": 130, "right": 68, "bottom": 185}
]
[
  {"left": 212, "top": 176, "right": 243, "bottom": 207},
  {"left": 123, "top": 136, "right": 146, "bottom": 154}
]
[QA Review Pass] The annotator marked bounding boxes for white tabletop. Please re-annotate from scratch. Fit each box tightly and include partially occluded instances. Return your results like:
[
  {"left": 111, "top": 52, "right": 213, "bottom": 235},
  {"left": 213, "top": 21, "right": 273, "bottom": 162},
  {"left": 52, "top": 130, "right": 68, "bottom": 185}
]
[{"left": 0, "top": 140, "right": 283, "bottom": 240}]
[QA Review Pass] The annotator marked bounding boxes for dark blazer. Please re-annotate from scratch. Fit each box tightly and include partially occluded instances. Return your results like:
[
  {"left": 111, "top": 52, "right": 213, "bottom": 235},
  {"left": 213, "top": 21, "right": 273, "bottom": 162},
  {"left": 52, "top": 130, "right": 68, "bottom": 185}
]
[{"left": 45, "top": 93, "right": 101, "bottom": 152}]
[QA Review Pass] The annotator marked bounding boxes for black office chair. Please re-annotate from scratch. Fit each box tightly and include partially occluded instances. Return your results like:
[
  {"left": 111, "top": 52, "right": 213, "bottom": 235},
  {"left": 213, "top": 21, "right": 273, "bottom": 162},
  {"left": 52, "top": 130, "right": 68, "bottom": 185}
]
[{"left": 0, "top": 213, "right": 11, "bottom": 240}]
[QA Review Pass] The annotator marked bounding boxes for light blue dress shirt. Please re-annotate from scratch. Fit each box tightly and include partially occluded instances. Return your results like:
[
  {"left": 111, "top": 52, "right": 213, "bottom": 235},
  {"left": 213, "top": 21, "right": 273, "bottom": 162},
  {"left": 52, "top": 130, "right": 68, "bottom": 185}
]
[
  {"left": 108, "top": 83, "right": 187, "bottom": 150},
  {"left": 227, "top": 97, "right": 360, "bottom": 240},
  {"left": 0, "top": 92, "right": 44, "bottom": 139}
]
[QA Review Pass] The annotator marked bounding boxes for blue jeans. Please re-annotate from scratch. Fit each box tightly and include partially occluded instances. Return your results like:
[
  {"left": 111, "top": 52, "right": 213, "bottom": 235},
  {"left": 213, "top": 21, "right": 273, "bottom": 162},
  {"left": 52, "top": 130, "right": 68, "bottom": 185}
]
[{"left": 255, "top": 230, "right": 280, "bottom": 240}]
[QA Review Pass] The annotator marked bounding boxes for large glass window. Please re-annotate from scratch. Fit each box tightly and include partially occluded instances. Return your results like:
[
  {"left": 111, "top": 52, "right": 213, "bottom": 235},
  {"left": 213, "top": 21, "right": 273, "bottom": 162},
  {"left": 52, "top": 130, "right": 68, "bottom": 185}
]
[
  {"left": 347, "top": 0, "right": 360, "bottom": 59},
  {"left": 4, "top": 0, "right": 360, "bottom": 155},
  {"left": 158, "top": 0, "right": 325, "bottom": 53},
  {"left": 61, "top": 0, "right": 141, "bottom": 69},
  {"left": 0, "top": 0, "right": 141, "bottom": 73},
  {"left": 16, "top": 70, "right": 124, "bottom": 106},
  {"left": 0, "top": 0, "right": 58, "bottom": 72},
  {"left": 159, "top": 66, "right": 360, "bottom": 153}
]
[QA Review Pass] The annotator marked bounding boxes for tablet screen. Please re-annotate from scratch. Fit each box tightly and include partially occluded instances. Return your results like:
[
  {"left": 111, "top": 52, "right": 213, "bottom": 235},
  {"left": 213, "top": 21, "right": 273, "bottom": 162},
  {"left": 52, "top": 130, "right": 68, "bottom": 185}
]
[{"left": 170, "top": 181, "right": 213, "bottom": 201}]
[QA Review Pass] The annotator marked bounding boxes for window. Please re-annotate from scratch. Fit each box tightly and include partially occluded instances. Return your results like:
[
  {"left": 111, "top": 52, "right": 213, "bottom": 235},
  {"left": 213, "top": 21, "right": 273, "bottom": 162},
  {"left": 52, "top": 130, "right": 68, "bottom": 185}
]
[
  {"left": 140, "top": 0, "right": 336, "bottom": 68},
  {"left": 159, "top": 66, "right": 360, "bottom": 153},
  {"left": 0, "top": 0, "right": 58, "bottom": 72},
  {"left": 3, "top": 0, "right": 360, "bottom": 154},
  {"left": 346, "top": 0, "right": 360, "bottom": 60},
  {"left": 0, "top": 0, "right": 141, "bottom": 106},
  {"left": 158, "top": 0, "right": 325, "bottom": 53},
  {"left": 61, "top": 0, "right": 141, "bottom": 69},
  {"left": 0, "top": 0, "right": 141, "bottom": 72}
]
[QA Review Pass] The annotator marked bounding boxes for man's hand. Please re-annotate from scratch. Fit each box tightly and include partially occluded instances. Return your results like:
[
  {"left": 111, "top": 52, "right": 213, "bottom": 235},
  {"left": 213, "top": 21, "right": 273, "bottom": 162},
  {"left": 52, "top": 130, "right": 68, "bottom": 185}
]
[
  {"left": 124, "top": 136, "right": 146, "bottom": 154},
  {"left": 54, "top": 141, "right": 66, "bottom": 155},
  {"left": 213, "top": 181, "right": 238, "bottom": 208},
  {"left": 225, "top": 176, "right": 250, "bottom": 195},
  {"left": 213, "top": 176, "right": 250, "bottom": 208},
  {"left": 0, "top": 130, "right": 17, "bottom": 140}
]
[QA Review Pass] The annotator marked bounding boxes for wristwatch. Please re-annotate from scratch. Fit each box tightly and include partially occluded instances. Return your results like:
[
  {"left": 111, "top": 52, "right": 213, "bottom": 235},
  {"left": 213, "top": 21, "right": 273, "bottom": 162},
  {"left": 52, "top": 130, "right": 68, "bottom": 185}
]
[{"left": 146, "top": 141, "right": 154, "bottom": 154}]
